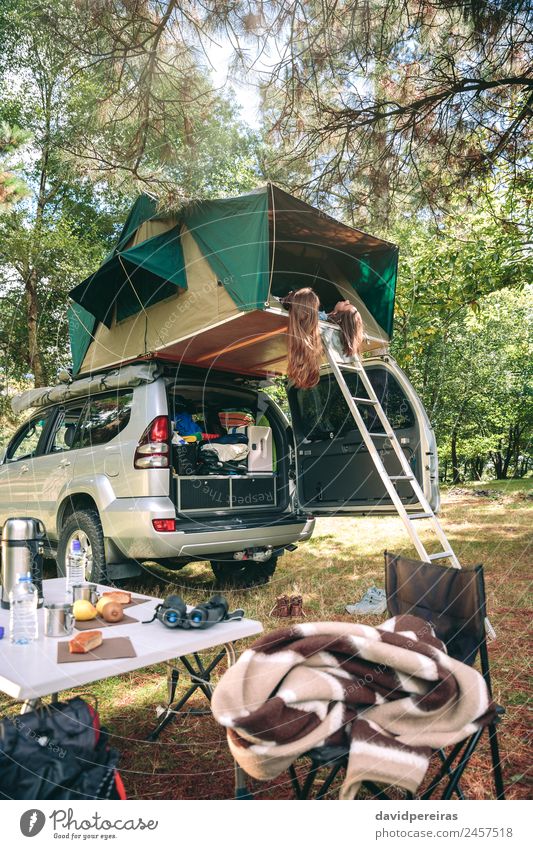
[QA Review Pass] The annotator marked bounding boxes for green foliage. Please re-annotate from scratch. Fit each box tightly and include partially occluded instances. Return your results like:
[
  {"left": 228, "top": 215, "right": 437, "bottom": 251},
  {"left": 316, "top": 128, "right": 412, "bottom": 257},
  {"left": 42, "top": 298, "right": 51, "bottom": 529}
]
[
  {"left": 387, "top": 172, "right": 532, "bottom": 482},
  {"left": 0, "top": 120, "right": 30, "bottom": 212},
  {"left": 391, "top": 176, "right": 531, "bottom": 374},
  {"left": 0, "top": 0, "right": 263, "bottom": 395},
  {"left": 391, "top": 200, "right": 532, "bottom": 481},
  {"left": 0, "top": 210, "right": 108, "bottom": 370},
  {"left": 258, "top": 1, "right": 532, "bottom": 228}
]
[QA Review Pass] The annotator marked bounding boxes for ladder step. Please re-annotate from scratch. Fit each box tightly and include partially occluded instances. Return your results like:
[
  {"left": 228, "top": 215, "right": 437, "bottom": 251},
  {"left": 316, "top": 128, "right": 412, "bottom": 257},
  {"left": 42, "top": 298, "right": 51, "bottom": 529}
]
[
  {"left": 369, "top": 432, "right": 393, "bottom": 438},
  {"left": 351, "top": 396, "right": 377, "bottom": 405},
  {"left": 407, "top": 512, "right": 433, "bottom": 520},
  {"left": 389, "top": 474, "right": 414, "bottom": 481},
  {"left": 427, "top": 550, "right": 454, "bottom": 561}
]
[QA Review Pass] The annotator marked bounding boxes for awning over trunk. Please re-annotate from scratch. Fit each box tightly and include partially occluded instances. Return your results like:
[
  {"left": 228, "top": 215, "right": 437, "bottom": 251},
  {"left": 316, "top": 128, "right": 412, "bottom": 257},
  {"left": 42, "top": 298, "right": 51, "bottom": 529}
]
[{"left": 268, "top": 186, "right": 397, "bottom": 337}]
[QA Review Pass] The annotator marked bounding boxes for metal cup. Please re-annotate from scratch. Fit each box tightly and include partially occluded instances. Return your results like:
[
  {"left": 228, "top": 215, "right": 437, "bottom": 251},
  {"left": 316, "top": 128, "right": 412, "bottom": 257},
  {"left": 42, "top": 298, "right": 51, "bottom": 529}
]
[
  {"left": 71, "top": 583, "right": 99, "bottom": 605},
  {"left": 44, "top": 602, "right": 74, "bottom": 637}
]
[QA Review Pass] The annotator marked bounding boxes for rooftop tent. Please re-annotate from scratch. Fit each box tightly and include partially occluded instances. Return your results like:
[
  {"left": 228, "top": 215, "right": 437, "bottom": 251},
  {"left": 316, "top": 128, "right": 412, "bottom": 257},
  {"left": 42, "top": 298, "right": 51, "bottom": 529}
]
[
  {"left": 69, "top": 185, "right": 398, "bottom": 376},
  {"left": 114, "top": 193, "right": 158, "bottom": 253}
]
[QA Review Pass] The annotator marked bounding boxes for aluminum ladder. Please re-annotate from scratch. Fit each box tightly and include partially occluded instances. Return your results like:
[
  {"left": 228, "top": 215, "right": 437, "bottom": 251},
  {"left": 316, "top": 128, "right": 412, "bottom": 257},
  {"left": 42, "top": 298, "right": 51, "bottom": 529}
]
[{"left": 322, "top": 332, "right": 461, "bottom": 569}]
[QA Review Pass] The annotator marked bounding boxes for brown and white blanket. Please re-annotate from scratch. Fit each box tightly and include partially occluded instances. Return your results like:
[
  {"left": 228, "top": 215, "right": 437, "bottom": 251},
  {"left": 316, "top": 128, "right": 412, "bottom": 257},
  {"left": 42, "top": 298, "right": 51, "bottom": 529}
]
[{"left": 212, "top": 616, "right": 495, "bottom": 799}]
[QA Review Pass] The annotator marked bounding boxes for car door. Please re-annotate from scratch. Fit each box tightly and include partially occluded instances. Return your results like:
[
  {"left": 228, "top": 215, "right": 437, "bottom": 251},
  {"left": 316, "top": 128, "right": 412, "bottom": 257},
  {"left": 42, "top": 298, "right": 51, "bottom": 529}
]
[
  {"left": 25, "top": 401, "right": 87, "bottom": 538},
  {"left": 287, "top": 355, "right": 439, "bottom": 514},
  {"left": 0, "top": 411, "right": 55, "bottom": 527}
]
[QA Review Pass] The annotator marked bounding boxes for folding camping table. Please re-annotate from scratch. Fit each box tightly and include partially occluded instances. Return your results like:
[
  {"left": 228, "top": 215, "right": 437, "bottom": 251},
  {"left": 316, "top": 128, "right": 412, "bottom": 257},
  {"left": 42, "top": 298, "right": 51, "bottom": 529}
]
[{"left": 0, "top": 578, "right": 262, "bottom": 797}]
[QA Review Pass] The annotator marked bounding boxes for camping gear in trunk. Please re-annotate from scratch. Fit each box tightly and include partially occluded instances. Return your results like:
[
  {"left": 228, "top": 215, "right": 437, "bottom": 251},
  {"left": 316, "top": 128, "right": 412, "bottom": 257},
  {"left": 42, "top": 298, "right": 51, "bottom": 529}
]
[
  {"left": 246, "top": 426, "right": 273, "bottom": 473},
  {"left": 172, "top": 443, "right": 198, "bottom": 476}
]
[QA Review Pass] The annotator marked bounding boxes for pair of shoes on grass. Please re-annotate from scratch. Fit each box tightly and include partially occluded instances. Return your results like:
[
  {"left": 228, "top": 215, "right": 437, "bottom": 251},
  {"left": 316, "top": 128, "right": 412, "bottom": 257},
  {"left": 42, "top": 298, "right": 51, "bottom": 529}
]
[
  {"left": 345, "top": 586, "right": 387, "bottom": 616},
  {"left": 269, "top": 594, "right": 306, "bottom": 618}
]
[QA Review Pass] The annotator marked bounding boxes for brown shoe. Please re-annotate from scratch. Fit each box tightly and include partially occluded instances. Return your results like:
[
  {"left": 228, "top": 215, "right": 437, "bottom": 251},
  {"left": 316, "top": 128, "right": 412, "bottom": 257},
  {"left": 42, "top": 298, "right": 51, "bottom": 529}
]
[
  {"left": 269, "top": 595, "right": 290, "bottom": 618},
  {"left": 289, "top": 594, "right": 306, "bottom": 618}
]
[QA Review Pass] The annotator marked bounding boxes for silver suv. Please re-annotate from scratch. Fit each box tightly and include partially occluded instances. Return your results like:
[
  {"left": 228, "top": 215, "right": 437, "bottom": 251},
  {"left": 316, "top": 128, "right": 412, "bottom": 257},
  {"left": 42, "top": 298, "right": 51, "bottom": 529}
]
[{"left": 0, "top": 357, "right": 438, "bottom": 586}]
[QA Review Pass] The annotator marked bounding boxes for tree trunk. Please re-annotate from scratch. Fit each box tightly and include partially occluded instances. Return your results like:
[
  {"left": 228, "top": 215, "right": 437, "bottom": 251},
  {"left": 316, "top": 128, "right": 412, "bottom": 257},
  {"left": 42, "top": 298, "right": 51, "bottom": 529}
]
[
  {"left": 367, "top": 65, "right": 391, "bottom": 231},
  {"left": 501, "top": 425, "right": 513, "bottom": 479},
  {"left": 24, "top": 267, "right": 46, "bottom": 387},
  {"left": 24, "top": 52, "right": 53, "bottom": 389},
  {"left": 491, "top": 439, "right": 504, "bottom": 479},
  {"left": 512, "top": 427, "right": 521, "bottom": 477},
  {"left": 451, "top": 430, "right": 461, "bottom": 484},
  {"left": 473, "top": 457, "right": 484, "bottom": 480}
]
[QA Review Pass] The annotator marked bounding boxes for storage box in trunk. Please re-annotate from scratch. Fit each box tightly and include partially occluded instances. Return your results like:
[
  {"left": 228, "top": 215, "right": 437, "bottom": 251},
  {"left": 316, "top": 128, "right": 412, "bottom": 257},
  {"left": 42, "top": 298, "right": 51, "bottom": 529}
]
[{"left": 176, "top": 475, "right": 276, "bottom": 513}]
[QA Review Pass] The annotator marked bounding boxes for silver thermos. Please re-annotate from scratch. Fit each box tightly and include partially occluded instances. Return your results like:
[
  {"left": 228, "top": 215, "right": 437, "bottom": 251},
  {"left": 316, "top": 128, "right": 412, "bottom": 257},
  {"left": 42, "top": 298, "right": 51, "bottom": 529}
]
[{"left": 1, "top": 517, "right": 45, "bottom": 609}]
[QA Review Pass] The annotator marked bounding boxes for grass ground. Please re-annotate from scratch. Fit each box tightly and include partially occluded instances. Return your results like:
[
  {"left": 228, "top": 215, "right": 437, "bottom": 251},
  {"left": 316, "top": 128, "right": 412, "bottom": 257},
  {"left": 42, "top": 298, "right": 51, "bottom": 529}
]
[{"left": 1, "top": 480, "right": 531, "bottom": 800}]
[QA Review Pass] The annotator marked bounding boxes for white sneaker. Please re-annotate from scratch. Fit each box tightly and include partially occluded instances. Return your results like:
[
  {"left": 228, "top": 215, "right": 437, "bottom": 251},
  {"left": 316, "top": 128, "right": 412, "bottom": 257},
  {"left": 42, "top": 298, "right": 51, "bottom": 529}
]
[{"left": 345, "top": 586, "right": 387, "bottom": 616}]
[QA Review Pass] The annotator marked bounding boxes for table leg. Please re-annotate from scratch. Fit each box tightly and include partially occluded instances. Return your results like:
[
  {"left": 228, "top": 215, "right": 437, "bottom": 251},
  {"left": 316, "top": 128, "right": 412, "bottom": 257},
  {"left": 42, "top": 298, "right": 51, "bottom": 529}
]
[
  {"left": 145, "top": 641, "right": 252, "bottom": 799},
  {"left": 224, "top": 643, "right": 252, "bottom": 801},
  {"left": 146, "top": 647, "right": 227, "bottom": 741},
  {"left": 20, "top": 699, "right": 41, "bottom": 714},
  {"left": 20, "top": 691, "right": 60, "bottom": 714}
]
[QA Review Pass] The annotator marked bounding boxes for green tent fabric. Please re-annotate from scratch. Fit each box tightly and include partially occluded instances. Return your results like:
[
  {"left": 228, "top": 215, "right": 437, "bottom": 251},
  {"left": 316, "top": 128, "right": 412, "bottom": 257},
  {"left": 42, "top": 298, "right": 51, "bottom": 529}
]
[
  {"left": 69, "top": 224, "right": 187, "bottom": 327},
  {"left": 183, "top": 189, "right": 270, "bottom": 311},
  {"left": 349, "top": 250, "right": 398, "bottom": 338},
  {"left": 68, "top": 303, "right": 97, "bottom": 375},
  {"left": 114, "top": 193, "right": 158, "bottom": 254}
]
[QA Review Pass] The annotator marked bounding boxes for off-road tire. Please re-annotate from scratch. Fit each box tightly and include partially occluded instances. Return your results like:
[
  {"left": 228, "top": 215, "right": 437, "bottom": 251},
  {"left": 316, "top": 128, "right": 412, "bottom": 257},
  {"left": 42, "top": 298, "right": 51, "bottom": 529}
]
[{"left": 57, "top": 508, "right": 107, "bottom": 584}]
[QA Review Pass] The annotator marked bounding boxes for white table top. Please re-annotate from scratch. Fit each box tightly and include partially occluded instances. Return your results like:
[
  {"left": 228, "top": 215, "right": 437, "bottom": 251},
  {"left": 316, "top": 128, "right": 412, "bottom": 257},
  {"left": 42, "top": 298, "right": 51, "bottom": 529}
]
[{"left": 0, "top": 578, "right": 262, "bottom": 701}]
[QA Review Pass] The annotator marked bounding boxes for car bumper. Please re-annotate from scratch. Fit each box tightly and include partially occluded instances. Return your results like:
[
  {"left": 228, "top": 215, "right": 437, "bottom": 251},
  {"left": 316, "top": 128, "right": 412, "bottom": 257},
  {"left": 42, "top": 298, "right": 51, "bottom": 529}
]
[{"left": 100, "top": 496, "right": 315, "bottom": 560}]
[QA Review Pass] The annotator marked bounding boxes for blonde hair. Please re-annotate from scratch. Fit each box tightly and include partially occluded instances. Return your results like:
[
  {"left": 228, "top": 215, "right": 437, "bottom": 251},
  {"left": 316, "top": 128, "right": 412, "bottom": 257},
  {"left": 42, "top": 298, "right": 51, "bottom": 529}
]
[{"left": 283, "top": 288, "right": 322, "bottom": 389}]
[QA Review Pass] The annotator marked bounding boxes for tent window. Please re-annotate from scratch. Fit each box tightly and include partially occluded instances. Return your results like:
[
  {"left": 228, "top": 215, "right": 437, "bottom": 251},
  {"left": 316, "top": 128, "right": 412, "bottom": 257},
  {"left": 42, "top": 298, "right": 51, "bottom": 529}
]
[{"left": 269, "top": 249, "right": 345, "bottom": 312}]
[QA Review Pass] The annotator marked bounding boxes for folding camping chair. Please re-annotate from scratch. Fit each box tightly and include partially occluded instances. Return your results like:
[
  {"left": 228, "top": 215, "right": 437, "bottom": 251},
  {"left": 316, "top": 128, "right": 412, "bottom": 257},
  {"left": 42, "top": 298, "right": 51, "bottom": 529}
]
[{"left": 287, "top": 552, "right": 505, "bottom": 800}]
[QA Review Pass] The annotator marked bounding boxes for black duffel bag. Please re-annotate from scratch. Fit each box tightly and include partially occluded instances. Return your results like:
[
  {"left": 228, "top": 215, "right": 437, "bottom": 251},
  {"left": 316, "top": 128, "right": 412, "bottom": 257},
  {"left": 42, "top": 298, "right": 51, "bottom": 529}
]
[{"left": 0, "top": 696, "right": 126, "bottom": 800}]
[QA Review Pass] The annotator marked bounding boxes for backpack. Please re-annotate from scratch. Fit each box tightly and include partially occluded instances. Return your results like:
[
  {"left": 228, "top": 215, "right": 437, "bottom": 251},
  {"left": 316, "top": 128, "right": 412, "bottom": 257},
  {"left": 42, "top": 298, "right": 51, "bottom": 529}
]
[{"left": 0, "top": 696, "right": 126, "bottom": 800}]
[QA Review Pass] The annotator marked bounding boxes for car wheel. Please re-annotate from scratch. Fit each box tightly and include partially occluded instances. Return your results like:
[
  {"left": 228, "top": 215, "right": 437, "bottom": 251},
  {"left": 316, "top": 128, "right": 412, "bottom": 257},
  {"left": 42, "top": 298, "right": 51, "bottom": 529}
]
[
  {"left": 210, "top": 556, "right": 278, "bottom": 588},
  {"left": 57, "top": 509, "right": 107, "bottom": 584}
]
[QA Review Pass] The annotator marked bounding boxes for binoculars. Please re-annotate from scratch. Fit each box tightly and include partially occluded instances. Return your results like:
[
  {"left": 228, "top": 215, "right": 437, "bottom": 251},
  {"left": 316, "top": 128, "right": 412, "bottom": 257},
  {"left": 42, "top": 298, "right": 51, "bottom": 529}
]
[{"left": 145, "top": 594, "right": 244, "bottom": 630}]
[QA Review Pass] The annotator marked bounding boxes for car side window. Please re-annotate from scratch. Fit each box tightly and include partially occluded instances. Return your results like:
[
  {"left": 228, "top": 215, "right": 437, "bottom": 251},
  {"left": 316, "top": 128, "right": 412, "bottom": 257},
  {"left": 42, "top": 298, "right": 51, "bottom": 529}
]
[
  {"left": 47, "top": 403, "right": 87, "bottom": 453},
  {"left": 6, "top": 414, "right": 50, "bottom": 462},
  {"left": 72, "top": 391, "right": 133, "bottom": 449}
]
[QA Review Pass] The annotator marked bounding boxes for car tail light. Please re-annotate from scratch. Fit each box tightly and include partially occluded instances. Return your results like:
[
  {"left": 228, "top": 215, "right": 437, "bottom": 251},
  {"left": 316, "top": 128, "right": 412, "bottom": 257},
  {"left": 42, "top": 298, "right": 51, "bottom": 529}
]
[
  {"left": 152, "top": 518, "right": 176, "bottom": 532},
  {"left": 134, "top": 416, "right": 170, "bottom": 469}
]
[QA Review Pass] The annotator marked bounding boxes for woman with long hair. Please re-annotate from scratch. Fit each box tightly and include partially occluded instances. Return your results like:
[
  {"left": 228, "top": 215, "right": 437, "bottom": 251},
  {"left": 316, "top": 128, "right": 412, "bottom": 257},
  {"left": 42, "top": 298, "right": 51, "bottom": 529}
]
[
  {"left": 281, "top": 287, "right": 323, "bottom": 389},
  {"left": 281, "top": 289, "right": 365, "bottom": 389},
  {"left": 328, "top": 299, "right": 364, "bottom": 356}
]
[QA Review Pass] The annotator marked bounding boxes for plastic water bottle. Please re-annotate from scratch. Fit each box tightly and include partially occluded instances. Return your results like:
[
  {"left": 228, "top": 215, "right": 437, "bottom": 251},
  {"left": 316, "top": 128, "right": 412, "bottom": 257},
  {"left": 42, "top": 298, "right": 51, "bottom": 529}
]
[
  {"left": 66, "top": 539, "right": 85, "bottom": 596},
  {"left": 9, "top": 574, "right": 38, "bottom": 645}
]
